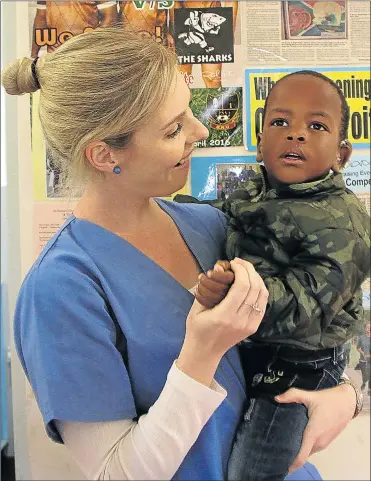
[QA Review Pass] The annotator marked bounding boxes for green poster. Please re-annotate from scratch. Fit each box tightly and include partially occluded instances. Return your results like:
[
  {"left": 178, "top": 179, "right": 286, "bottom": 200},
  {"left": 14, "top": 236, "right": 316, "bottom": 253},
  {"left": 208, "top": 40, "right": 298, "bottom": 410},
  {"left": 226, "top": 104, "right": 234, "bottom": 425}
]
[{"left": 191, "top": 87, "right": 243, "bottom": 148}]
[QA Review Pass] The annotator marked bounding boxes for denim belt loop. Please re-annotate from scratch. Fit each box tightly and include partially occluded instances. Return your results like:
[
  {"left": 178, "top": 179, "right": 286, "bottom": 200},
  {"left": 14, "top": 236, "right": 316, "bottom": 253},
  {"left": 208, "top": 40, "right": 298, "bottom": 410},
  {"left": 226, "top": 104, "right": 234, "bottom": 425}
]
[{"left": 333, "top": 345, "right": 343, "bottom": 364}]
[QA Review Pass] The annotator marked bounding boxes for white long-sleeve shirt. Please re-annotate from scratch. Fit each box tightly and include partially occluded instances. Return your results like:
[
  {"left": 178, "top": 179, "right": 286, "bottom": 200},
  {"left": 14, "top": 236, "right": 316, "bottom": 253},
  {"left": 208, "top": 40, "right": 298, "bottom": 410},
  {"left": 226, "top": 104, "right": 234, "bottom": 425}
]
[{"left": 57, "top": 361, "right": 226, "bottom": 480}]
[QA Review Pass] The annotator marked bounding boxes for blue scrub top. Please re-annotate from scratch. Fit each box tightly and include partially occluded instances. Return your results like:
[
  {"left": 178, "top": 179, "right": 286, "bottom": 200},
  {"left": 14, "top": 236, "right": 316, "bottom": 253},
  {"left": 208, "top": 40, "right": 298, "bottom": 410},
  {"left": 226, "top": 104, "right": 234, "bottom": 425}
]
[
  {"left": 14, "top": 198, "right": 321, "bottom": 481},
  {"left": 14, "top": 200, "right": 247, "bottom": 480}
]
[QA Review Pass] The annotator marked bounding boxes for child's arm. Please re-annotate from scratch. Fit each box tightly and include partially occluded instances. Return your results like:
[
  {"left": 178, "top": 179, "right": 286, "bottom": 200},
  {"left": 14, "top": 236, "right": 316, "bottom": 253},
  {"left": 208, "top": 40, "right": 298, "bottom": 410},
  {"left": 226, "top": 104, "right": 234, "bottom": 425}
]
[{"left": 255, "top": 226, "right": 370, "bottom": 346}]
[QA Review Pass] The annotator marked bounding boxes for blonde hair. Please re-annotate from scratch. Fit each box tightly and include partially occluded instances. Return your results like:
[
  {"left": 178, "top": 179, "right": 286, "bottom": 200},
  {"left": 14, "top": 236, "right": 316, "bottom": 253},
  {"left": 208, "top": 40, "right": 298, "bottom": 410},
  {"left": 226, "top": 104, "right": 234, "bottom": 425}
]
[{"left": 1, "top": 28, "right": 178, "bottom": 194}]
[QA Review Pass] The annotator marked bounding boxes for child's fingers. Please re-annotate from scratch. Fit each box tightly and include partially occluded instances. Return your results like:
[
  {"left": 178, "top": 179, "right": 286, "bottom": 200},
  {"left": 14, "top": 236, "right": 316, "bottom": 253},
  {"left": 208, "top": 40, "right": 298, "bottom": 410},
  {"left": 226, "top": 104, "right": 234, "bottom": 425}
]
[
  {"left": 215, "top": 260, "right": 232, "bottom": 272},
  {"left": 197, "top": 280, "right": 227, "bottom": 308},
  {"left": 195, "top": 292, "right": 218, "bottom": 309},
  {"left": 200, "top": 274, "right": 231, "bottom": 294},
  {"left": 206, "top": 270, "right": 235, "bottom": 286},
  {"left": 213, "top": 263, "right": 224, "bottom": 273}
]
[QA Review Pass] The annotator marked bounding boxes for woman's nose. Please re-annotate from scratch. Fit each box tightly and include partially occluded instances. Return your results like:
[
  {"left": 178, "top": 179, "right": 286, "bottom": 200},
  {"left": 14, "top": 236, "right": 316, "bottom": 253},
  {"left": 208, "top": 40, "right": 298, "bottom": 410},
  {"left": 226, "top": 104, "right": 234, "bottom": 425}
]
[{"left": 190, "top": 117, "right": 209, "bottom": 143}]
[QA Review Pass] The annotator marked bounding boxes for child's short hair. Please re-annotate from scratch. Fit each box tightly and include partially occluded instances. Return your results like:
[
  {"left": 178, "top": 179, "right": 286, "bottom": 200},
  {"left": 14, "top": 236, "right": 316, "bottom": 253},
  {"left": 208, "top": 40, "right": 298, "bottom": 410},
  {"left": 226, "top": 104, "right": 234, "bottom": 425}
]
[{"left": 260, "top": 70, "right": 350, "bottom": 141}]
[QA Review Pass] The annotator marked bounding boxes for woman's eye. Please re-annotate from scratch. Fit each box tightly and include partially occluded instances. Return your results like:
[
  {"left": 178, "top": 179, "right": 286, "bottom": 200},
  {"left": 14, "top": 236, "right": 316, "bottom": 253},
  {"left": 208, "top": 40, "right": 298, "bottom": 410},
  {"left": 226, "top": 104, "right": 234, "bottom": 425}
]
[
  {"left": 167, "top": 123, "right": 183, "bottom": 139},
  {"left": 310, "top": 122, "right": 327, "bottom": 131},
  {"left": 270, "top": 119, "right": 288, "bottom": 127}
]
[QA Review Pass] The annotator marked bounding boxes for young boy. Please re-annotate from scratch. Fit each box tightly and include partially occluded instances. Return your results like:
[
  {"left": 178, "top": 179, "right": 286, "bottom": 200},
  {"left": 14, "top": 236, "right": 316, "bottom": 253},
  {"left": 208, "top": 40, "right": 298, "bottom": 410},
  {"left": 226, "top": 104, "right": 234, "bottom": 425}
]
[{"left": 178, "top": 70, "right": 370, "bottom": 480}]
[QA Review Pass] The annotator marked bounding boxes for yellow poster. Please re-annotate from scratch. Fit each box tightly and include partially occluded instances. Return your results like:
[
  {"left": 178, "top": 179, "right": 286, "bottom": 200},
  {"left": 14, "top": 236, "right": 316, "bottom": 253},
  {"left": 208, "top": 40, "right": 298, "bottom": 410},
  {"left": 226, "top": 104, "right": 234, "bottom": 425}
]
[{"left": 245, "top": 67, "right": 370, "bottom": 150}]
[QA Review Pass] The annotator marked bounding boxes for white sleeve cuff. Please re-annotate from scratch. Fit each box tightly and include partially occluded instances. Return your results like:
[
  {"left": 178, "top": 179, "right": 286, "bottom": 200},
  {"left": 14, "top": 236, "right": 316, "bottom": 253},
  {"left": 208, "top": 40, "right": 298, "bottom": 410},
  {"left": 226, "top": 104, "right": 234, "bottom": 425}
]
[{"left": 171, "top": 360, "right": 227, "bottom": 399}]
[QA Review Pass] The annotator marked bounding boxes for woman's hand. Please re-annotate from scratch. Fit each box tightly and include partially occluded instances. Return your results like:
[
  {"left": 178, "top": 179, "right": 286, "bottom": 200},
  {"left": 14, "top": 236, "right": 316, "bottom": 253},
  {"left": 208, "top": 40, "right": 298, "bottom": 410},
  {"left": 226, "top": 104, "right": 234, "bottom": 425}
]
[
  {"left": 177, "top": 258, "right": 268, "bottom": 386},
  {"left": 275, "top": 383, "right": 356, "bottom": 474}
]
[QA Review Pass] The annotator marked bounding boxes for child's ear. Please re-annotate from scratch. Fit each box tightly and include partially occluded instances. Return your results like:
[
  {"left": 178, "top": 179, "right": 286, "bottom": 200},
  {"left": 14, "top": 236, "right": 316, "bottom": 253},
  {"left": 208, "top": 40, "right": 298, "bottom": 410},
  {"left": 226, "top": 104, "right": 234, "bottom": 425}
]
[
  {"left": 256, "top": 133, "right": 263, "bottom": 163},
  {"left": 333, "top": 139, "right": 352, "bottom": 172}
]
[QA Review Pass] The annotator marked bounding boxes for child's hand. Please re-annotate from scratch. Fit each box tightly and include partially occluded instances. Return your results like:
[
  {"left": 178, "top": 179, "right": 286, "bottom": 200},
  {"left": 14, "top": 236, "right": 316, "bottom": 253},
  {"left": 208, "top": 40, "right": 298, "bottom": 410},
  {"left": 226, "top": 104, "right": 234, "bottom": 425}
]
[{"left": 195, "top": 260, "right": 235, "bottom": 309}]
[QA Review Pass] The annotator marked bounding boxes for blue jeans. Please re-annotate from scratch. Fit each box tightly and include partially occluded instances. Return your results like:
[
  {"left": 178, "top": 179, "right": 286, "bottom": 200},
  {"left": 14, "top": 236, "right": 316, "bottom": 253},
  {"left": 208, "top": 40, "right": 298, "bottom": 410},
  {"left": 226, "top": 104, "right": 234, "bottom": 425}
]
[{"left": 228, "top": 342, "right": 346, "bottom": 481}]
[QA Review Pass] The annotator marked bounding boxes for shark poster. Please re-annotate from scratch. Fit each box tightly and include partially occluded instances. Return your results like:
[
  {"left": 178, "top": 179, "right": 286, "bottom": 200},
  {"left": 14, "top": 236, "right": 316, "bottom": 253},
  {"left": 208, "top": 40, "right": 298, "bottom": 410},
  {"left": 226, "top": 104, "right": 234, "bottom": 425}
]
[{"left": 173, "top": 7, "right": 234, "bottom": 65}]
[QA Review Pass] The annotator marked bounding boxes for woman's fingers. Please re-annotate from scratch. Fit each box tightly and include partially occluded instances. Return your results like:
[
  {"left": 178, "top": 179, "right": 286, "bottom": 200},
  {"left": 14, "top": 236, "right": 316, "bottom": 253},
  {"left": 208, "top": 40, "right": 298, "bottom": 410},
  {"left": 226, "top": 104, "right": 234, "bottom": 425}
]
[
  {"left": 216, "top": 259, "right": 251, "bottom": 310},
  {"left": 288, "top": 426, "right": 316, "bottom": 474},
  {"left": 278, "top": 386, "right": 353, "bottom": 475},
  {"left": 239, "top": 275, "right": 268, "bottom": 316},
  {"left": 187, "top": 259, "right": 267, "bottom": 356},
  {"left": 231, "top": 258, "right": 264, "bottom": 310}
]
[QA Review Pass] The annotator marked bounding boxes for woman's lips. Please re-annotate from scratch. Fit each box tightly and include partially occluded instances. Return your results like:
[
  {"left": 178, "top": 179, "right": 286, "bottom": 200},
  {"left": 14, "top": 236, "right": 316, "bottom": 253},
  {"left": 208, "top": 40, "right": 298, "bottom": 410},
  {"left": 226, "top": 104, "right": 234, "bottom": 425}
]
[
  {"left": 174, "top": 149, "right": 193, "bottom": 168},
  {"left": 174, "top": 157, "right": 190, "bottom": 169}
]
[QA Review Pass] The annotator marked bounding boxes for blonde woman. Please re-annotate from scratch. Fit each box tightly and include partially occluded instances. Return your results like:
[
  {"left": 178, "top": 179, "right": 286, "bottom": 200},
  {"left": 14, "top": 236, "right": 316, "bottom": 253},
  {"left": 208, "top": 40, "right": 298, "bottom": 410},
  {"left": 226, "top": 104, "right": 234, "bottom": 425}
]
[{"left": 2, "top": 29, "right": 360, "bottom": 481}]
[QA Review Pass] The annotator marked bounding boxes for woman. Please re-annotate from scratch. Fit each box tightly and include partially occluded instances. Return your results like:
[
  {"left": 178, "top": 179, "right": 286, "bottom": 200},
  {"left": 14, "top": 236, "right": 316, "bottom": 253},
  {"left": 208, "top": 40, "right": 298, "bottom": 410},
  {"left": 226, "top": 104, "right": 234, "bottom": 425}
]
[{"left": 2, "top": 29, "right": 360, "bottom": 480}]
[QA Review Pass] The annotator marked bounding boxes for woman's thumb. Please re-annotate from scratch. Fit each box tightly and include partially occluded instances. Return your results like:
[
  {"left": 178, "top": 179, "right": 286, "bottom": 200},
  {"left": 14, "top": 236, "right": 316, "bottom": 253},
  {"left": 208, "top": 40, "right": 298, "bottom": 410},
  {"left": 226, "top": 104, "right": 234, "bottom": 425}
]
[
  {"left": 190, "top": 297, "right": 207, "bottom": 315},
  {"left": 275, "top": 388, "right": 311, "bottom": 406}
]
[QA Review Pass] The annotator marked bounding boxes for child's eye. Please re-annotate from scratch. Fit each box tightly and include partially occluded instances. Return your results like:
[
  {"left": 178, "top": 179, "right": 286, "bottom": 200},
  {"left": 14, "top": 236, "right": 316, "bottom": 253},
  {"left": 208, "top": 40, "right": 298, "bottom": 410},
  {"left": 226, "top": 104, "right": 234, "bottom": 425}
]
[
  {"left": 310, "top": 122, "right": 327, "bottom": 131},
  {"left": 167, "top": 123, "right": 183, "bottom": 139},
  {"left": 270, "top": 118, "right": 288, "bottom": 127}
]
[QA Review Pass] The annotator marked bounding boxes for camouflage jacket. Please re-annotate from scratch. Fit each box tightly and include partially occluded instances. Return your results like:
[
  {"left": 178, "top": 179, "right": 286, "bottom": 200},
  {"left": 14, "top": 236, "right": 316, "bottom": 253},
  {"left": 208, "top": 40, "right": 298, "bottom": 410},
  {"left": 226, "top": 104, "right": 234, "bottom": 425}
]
[{"left": 175, "top": 167, "right": 370, "bottom": 350}]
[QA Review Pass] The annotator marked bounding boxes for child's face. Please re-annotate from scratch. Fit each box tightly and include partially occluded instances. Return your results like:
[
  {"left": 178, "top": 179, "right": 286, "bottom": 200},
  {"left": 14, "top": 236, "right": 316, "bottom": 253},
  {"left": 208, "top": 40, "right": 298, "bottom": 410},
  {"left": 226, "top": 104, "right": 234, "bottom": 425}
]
[{"left": 257, "top": 75, "right": 351, "bottom": 185}]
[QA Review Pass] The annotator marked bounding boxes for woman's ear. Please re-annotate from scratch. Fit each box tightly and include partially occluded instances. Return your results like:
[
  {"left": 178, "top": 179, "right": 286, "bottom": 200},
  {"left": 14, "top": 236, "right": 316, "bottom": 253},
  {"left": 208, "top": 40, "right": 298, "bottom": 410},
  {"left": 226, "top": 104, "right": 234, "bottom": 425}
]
[
  {"left": 256, "top": 133, "right": 264, "bottom": 163},
  {"left": 85, "top": 141, "right": 116, "bottom": 173},
  {"left": 333, "top": 139, "right": 352, "bottom": 172}
]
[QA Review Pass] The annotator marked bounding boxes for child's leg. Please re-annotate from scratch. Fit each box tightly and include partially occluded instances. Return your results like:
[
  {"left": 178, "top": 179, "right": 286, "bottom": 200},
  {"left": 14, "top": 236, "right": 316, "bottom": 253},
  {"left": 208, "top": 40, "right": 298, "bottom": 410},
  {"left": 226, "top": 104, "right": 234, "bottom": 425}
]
[
  {"left": 228, "top": 396, "right": 308, "bottom": 481},
  {"left": 228, "top": 344, "right": 346, "bottom": 481}
]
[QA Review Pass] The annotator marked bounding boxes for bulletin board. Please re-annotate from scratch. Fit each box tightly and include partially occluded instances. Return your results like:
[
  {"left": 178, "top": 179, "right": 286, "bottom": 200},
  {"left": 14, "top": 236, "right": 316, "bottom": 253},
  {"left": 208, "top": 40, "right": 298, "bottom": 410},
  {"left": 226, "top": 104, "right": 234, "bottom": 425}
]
[
  {"left": 4, "top": 2, "right": 370, "bottom": 479},
  {"left": 26, "top": 0, "right": 370, "bottom": 307}
]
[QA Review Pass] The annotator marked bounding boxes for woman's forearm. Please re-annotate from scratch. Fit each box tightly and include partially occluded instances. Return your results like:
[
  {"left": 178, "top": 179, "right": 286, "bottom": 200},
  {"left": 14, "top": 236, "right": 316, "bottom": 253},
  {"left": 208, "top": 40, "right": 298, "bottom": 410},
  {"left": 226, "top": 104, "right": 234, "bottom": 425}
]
[{"left": 57, "top": 361, "right": 226, "bottom": 480}]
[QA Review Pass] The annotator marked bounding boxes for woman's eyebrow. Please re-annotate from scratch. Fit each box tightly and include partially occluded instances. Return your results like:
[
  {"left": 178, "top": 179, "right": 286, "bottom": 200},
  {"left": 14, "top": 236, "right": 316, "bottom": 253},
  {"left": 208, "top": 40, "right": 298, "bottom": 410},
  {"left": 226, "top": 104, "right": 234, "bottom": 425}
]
[
  {"left": 161, "top": 111, "right": 187, "bottom": 131},
  {"left": 161, "top": 89, "right": 192, "bottom": 130}
]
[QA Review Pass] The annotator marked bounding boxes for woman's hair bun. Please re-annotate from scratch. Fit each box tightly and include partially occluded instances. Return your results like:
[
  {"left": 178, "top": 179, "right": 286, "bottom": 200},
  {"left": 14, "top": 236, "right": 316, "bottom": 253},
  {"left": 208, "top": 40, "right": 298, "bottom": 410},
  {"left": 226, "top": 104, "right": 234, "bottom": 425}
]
[{"left": 1, "top": 57, "right": 40, "bottom": 95}]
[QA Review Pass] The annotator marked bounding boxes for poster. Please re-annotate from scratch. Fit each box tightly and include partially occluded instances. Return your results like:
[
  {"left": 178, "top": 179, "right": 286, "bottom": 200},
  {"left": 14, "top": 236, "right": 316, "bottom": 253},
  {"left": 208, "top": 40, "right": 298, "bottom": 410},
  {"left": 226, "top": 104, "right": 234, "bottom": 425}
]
[
  {"left": 191, "top": 87, "right": 243, "bottom": 148},
  {"left": 282, "top": 1, "right": 347, "bottom": 40},
  {"left": 362, "top": 278, "right": 370, "bottom": 310},
  {"left": 243, "top": 1, "right": 370, "bottom": 65},
  {"left": 191, "top": 154, "right": 258, "bottom": 200},
  {"left": 30, "top": 1, "right": 118, "bottom": 57},
  {"left": 34, "top": 202, "right": 76, "bottom": 256},
  {"left": 244, "top": 67, "right": 371, "bottom": 150},
  {"left": 173, "top": 7, "right": 234, "bottom": 65},
  {"left": 171, "top": 1, "right": 242, "bottom": 88},
  {"left": 342, "top": 153, "right": 371, "bottom": 215}
]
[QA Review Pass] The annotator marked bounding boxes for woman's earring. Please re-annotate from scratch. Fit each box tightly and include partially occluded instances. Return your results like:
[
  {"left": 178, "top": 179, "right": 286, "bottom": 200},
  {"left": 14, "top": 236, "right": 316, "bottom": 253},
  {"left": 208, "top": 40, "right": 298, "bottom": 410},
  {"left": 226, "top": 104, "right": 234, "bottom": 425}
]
[{"left": 113, "top": 166, "right": 121, "bottom": 174}]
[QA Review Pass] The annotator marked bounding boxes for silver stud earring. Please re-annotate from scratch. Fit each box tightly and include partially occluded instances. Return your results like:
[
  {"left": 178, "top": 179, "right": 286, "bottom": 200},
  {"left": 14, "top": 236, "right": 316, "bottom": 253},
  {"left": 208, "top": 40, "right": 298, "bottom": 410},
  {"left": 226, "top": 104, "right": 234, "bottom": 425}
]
[{"left": 340, "top": 140, "right": 349, "bottom": 147}]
